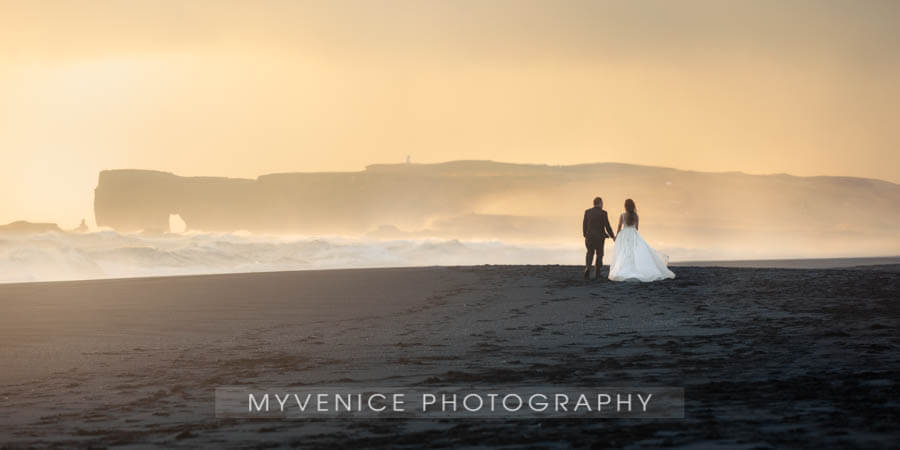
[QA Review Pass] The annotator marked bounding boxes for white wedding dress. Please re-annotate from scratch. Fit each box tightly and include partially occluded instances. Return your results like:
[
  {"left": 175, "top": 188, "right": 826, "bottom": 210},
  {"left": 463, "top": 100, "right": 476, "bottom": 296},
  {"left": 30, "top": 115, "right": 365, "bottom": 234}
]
[{"left": 608, "top": 221, "right": 675, "bottom": 282}]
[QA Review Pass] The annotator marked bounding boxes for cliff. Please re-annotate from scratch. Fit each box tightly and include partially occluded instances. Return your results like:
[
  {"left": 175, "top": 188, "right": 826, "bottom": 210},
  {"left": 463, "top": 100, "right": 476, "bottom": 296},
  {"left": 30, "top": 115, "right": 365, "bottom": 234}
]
[{"left": 93, "top": 161, "right": 900, "bottom": 256}]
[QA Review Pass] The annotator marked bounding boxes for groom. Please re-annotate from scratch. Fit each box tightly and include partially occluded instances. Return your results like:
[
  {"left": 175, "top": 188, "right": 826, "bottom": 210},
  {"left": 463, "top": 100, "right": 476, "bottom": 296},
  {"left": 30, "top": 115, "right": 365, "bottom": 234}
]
[{"left": 583, "top": 196, "right": 616, "bottom": 280}]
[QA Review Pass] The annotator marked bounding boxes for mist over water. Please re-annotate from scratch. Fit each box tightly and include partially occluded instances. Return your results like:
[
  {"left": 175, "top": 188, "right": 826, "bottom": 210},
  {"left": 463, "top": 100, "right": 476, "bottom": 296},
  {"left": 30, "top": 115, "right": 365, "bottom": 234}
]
[
  {"left": 8, "top": 159, "right": 900, "bottom": 283},
  {"left": 86, "top": 162, "right": 900, "bottom": 274},
  {"left": 3, "top": 228, "right": 896, "bottom": 283},
  {"left": 0, "top": 231, "right": 580, "bottom": 283}
]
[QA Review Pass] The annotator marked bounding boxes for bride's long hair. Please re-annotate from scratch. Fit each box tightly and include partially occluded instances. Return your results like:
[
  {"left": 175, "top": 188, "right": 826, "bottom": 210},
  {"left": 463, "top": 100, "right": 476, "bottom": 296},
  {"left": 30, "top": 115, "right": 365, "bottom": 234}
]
[{"left": 624, "top": 199, "right": 637, "bottom": 226}]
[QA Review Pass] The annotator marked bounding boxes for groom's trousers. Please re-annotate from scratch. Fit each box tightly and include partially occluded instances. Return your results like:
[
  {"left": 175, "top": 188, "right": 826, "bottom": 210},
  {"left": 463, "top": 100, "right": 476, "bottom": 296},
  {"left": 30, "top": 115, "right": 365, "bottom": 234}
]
[{"left": 585, "top": 236, "right": 606, "bottom": 271}]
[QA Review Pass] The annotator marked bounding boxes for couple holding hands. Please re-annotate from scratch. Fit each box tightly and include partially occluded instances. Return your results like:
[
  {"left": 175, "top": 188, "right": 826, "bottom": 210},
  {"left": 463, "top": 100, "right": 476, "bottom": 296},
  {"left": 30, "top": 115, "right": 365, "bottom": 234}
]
[{"left": 582, "top": 197, "right": 675, "bottom": 282}]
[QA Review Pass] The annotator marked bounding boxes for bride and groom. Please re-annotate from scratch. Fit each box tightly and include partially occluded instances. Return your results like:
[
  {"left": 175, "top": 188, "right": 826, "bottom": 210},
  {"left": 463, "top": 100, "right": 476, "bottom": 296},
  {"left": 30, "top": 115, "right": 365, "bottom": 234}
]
[{"left": 583, "top": 197, "right": 675, "bottom": 282}]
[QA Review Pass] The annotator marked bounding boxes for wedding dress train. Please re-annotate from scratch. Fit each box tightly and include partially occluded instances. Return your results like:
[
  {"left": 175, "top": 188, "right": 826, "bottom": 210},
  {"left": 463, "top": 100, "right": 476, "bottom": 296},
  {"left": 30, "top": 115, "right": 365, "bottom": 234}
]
[{"left": 608, "top": 225, "right": 675, "bottom": 282}]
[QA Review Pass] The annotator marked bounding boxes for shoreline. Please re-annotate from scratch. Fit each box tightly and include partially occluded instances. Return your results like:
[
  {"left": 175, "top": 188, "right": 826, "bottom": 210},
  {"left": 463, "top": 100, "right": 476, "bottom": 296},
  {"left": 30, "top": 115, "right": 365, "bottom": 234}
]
[
  {"left": 670, "top": 255, "right": 900, "bottom": 269},
  {"left": 1, "top": 255, "right": 898, "bottom": 287}
]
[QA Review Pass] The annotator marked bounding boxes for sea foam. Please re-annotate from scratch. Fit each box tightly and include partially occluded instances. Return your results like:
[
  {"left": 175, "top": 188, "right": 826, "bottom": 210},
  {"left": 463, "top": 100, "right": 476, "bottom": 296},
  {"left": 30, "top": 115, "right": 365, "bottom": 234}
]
[{"left": 0, "top": 231, "right": 577, "bottom": 283}]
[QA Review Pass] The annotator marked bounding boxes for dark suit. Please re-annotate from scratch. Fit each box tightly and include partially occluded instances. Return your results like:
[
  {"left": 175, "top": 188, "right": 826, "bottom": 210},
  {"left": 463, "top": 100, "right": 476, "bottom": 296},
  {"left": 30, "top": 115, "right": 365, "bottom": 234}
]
[{"left": 583, "top": 206, "right": 615, "bottom": 276}]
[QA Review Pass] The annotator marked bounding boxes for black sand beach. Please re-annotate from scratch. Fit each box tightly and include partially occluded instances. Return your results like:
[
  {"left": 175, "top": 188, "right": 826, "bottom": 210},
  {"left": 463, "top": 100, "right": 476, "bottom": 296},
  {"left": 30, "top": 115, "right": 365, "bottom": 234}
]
[{"left": 1, "top": 264, "right": 898, "bottom": 448}]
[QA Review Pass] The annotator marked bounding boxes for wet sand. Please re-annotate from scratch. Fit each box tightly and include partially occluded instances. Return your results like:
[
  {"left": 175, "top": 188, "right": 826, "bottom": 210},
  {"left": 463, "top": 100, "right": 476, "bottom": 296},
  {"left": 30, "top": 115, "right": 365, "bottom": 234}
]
[
  {"left": 0, "top": 264, "right": 898, "bottom": 448},
  {"left": 671, "top": 256, "right": 900, "bottom": 269}
]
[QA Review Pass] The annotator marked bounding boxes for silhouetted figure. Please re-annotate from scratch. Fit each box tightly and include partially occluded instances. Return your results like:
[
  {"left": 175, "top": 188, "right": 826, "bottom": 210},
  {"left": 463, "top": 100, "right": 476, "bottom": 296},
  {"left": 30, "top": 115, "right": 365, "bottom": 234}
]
[{"left": 583, "top": 197, "right": 615, "bottom": 280}]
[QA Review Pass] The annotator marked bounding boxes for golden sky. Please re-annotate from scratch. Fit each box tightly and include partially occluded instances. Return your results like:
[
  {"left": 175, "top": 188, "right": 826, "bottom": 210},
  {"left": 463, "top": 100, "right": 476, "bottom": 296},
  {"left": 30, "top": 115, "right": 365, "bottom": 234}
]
[{"left": 1, "top": 0, "right": 899, "bottom": 227}]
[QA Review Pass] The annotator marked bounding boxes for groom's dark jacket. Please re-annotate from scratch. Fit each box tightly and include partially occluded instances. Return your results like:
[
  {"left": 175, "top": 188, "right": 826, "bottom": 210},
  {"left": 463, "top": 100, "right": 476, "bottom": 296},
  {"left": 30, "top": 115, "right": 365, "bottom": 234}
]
[{"left": 583, "top": 206, "right": 614, "bottom": 248}]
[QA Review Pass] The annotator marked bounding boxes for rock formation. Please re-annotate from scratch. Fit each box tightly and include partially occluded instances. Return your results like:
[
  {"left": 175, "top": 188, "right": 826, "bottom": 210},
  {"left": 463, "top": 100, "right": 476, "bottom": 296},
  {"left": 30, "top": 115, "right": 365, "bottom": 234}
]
[
  {"left": 93, "top": 161, "right": 900, "bottom": 256},
  {"left": 0, "top": 221, "right": 62, "bottom": 234}
]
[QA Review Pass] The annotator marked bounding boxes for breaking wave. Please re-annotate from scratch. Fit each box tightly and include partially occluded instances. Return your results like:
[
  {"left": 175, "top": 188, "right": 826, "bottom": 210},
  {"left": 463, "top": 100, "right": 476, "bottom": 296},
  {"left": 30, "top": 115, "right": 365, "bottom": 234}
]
[{"left": 0, "top": 231, "right": 579, "bottom": 283}]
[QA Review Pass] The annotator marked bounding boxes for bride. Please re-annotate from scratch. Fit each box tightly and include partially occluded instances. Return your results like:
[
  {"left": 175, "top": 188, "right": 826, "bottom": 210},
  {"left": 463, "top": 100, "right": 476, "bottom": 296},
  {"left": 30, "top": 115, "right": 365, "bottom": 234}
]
[{"left": 608, "top": 199, "right": 675, "bottom": 282}]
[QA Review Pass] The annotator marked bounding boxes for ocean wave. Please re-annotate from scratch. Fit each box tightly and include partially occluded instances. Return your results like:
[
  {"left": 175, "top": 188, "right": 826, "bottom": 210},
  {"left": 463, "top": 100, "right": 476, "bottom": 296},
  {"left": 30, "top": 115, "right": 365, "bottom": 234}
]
[{"left": 0, "top": 231, "right": 578, "bottom": 283}]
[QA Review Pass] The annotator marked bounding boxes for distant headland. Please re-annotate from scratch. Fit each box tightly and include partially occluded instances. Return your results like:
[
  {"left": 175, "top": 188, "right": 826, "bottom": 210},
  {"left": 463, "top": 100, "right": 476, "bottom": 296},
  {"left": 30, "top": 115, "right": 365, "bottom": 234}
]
[{"left": 90, "top": 160, "right": 899, "bottom": 256}]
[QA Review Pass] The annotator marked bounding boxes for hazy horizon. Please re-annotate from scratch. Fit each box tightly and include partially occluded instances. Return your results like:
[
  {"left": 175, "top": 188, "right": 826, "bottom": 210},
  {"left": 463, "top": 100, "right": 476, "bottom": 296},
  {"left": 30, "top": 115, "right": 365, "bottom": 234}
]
[
  {"left": 1, "top": 158, "right": 894, "bottom": 229},
  {"left": 2, "top": 0, "right": 899, "bottom": 228},
  {"left": 3, "top": 157, "right": 900, "bottom": 228}
]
